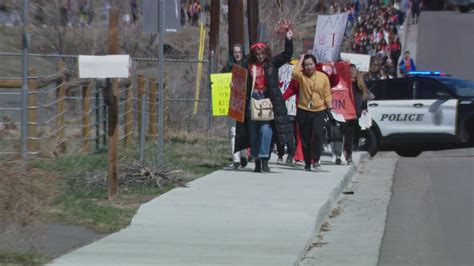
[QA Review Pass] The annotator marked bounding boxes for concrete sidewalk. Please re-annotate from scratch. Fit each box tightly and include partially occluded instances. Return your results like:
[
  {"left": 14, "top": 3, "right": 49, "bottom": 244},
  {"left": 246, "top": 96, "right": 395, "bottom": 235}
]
[{"left": 50, "top": 153, "right": 368, "bottom": 266}]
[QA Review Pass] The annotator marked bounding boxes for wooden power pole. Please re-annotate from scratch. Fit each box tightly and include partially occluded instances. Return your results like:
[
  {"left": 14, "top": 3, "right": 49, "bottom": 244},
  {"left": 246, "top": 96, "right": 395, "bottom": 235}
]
[
  {"left": 228, "top": 0, "right": 244, "bottom": 52},
  {"left": 107, "top": 7, "right": 119, "bottom": 200},
  {"left": 247, "top": 0, "right": 259, "bottom": 46},
  {"left": 209, "top": 0, "right": 220, "bottom": 57}
]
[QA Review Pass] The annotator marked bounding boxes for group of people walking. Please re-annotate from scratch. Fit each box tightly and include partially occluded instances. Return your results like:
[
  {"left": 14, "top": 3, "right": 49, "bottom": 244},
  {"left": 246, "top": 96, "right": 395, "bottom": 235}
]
[{"left": 223, "top": 27, "right": 370, "bottom": 173}]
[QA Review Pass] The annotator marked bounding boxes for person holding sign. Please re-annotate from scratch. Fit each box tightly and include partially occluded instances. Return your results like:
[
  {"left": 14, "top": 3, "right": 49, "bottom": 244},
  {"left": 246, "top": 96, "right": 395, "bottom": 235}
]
[
  {"left": 234, "top": 23, "right": 294, "bottom": 173},
  {"left": 222, "top": 43, "right": 249, "bottom": 169},
  {"left": 292, "top": 54, "right": 335, "bottom": 171}
]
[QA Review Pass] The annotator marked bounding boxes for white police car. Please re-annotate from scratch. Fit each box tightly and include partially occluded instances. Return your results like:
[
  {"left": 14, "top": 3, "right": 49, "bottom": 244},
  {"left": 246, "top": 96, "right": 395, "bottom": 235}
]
[{"left": 367, "top": 71, "right": 474, "bottom": 157}]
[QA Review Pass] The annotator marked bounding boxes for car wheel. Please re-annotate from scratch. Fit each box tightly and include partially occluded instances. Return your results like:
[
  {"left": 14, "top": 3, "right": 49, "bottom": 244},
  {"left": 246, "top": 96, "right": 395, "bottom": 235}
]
[
  {"left": 459, "top": 5, "right": 470, "bottom": 13},
  {"left": 396, "top": 149, "right": 422, "bottom": 157},
  {"left": 359, "top": 128, "right": 378, "bottom": 157}
]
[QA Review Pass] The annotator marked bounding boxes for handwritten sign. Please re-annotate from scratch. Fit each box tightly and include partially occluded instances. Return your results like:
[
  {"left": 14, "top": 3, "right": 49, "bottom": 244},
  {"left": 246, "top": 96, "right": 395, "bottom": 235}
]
[
  {"left": 313, "top": 12, "right": 348, "bottom": 62},
  {"left": 340, "top": 52, "right": 371, "bottom": 72},
  {"left": 211, "top": 73, "right": 232, "bottom": 116},
  {"left": 278, "top": 64, "right": 297, "bottom": 116},
  {"left": 326, "top": 61, "right": 357, "bottom": 120},
  {"left": 228, "top": 65, "right": 248, "bottom": 122}
]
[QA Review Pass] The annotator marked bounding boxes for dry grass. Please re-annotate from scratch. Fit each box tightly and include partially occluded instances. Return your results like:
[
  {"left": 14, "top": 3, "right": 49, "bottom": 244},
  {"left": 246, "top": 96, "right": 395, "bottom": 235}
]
[{"left": 0, "top": 156, "right": 61, "bottom": 236}]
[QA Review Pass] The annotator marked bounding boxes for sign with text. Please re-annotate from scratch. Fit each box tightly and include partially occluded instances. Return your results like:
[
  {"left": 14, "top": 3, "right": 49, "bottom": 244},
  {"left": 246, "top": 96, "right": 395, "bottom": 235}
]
[
  {"left": 313, "top": 12, "right": 348, "bottom": 62},
  {"left": 143, "top": 0, "right": 180, "bottom": 33},
  {"left": 278, "top": 64, "right": 297, "bottom": 116},
  {"left": 78, "top": 55, "right": 130, "bottom": 78},
  {"left": 228, "top": 65, "right": 248, "bottom": 122},
  {"left": 327, "top": 61, "right": 357, "bottom": 120},
  {"left": 211, "top": 73, "right": 232, "bottom": 116},
  {"left": 340, "top": 52, "right": 371, "bottom": 72}
]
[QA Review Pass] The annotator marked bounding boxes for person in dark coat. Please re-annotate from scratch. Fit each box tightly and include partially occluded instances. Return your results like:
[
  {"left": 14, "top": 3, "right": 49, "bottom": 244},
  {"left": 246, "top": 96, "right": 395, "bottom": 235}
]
[{"left": 234, "top": 29, "right": 294, "bottom": 173}]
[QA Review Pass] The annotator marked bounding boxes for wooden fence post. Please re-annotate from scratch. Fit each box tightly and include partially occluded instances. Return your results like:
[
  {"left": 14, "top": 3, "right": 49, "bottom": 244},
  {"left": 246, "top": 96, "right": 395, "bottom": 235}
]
[
  {"left": 107, "top": 7, "right": 120, "bottom": 200},
  {"left": 28, "top": 69, "right": 38, "bottom": 153},
  {"left": 82, "top": 83, "right": 92, "bottom": 153},
  {"left": 163, "top": 73, "right": 169, "bottom": 137},
  {"left": 55, "top": 60, "right": 67, "bottom": 154},
  {"left": 124, "top": 82, "right": 133, "bottom": 147},
  {"left": 137, "top": 75, "right": 145, "bottom": 142},
  {"left": 149, "top": 78, "right": 157, "bottom": 141}
]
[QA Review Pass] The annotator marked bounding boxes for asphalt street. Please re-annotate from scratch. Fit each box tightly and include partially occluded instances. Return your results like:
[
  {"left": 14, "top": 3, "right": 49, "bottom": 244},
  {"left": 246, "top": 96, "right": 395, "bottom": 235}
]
[
  {"left": 416, "top": 11, "right": 474, "bottom": 80},
  {"left": 378, "top": 148, "right": 474, "bottom": 266}
]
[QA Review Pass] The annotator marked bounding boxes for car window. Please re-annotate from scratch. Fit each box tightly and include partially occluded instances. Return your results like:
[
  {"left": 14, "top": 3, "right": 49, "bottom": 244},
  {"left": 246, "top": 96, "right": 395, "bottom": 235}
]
[
  {"left": 437, "top": 77, "right": 474, "bottom": 97},
  {"left": 386, "top": 78, "right": 414, "bottom": 100},
  {"left": 415, "top": 78, "right": 453, "bottom": 99},
  {"left": 367, "top": 80, "right": 387, "bottom": 100}
]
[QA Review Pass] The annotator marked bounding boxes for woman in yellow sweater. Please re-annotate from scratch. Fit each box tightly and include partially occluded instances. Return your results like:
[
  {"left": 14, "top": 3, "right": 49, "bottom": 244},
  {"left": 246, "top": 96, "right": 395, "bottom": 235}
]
[{"left": 292, "top": 54, "right": 334, "bottom": 171}]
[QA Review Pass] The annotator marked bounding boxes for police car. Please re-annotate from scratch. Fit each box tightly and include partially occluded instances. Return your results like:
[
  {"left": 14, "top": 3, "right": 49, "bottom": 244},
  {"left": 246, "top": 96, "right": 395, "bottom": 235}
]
[{"left": 367, "top": 71, "right": 474, "bottom": 157}]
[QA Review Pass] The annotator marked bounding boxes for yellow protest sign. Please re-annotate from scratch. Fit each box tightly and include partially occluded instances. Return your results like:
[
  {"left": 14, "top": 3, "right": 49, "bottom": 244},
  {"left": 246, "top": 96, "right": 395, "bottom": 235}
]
[{"left": 211, "top": 73, "right": 232, "bottom": 116}]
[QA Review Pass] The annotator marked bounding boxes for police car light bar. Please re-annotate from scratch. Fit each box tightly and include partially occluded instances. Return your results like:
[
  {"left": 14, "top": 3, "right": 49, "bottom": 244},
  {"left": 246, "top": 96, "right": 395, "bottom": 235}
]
[{"left": 407, "top": 71, "right": 450, "bottom": 76}]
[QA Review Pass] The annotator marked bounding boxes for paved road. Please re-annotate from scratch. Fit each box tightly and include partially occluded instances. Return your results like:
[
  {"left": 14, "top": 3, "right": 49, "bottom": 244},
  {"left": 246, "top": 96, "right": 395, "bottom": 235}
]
[
  {"left": 378, "top": 148, "right": 474, "bottom": 266},
  {"left": 416, "top": 11, "right": 474, "bottom": 80},
  {"left": 299, "top": 152, "right": 397, "bottom": 266}
]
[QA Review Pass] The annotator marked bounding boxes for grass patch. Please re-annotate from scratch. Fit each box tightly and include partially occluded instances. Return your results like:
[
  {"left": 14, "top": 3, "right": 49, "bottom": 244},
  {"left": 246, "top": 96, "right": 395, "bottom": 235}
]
[
  {"left": 0, "top": 250, "right": 50, "bottom": 266},
  {"left": 29, "top": 134, "right": 231, "bottom": 233},
  {"left": 31, "top": 152, "right": 108, "bottom": 176}
]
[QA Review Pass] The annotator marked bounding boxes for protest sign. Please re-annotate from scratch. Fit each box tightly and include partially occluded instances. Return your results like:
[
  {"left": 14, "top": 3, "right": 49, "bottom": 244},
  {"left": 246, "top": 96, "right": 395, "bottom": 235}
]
[
  {"left": 340, "top": 52, "right": 371, "bottom": 72},
  {"left": 228, "top": 65, "right": 248, "bottom": 122},
  {"left": 313, "top": 12, "right": 348, "bottom": 62},
  {"left": 327, "top": 61, "right": 357, "bottom": 120},
  {"left": 211, "top": 73, "right": 232, "bottom": 116},
  {"left": 278, "top": 64, "right": 297, "bottom": 116}
]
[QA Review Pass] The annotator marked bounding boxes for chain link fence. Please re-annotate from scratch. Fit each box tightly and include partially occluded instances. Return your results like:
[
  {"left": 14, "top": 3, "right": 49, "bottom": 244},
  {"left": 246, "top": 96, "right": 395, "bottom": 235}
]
[{"left": 0, "top": 53, "right": 228, "bottom": 160}]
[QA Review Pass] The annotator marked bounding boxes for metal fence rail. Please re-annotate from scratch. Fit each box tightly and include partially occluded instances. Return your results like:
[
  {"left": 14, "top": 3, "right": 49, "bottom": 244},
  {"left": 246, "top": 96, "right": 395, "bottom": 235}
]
[{"left": 0, "top": 53, "right": 222, "bottom": 161}]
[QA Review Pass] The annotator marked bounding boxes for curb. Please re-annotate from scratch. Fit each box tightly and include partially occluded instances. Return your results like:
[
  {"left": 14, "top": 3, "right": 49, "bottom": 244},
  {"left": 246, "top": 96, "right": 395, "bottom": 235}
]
[{"left": 295, "top": 152, "right": 370, "bottom": 265}]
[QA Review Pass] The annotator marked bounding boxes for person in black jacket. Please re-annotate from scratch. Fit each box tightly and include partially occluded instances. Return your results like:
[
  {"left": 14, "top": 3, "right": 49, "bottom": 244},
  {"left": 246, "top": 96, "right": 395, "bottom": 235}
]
[
  {"left": 234, "top": 29, "right": 294, "bottom": 173},
  {"left": 342, "top": 64, "right": 369, "bottom": 164},
  {"left": 222, "top": 43, "right": 249, "bottom": 169}
]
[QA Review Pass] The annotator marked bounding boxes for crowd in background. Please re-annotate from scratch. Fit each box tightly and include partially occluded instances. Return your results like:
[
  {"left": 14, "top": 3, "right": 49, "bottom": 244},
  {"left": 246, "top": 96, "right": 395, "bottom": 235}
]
[
  {"left": 347, "top": 2, "right": 406, "bottom": 80},
  {"left": 181, "top": 1, "right": 210, "bottom": 27}
]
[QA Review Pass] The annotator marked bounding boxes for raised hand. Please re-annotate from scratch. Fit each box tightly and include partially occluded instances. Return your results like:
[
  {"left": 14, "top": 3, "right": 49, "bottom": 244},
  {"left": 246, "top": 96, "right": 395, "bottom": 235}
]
[{"left": 286, "top": 28, "right": 293, "bottom": 40}]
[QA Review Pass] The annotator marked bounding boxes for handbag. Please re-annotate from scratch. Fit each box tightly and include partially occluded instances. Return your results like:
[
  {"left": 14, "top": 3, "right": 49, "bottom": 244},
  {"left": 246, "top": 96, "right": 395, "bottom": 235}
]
[{"left": 249, "top": 65, "right": 274, "bottom": 121}]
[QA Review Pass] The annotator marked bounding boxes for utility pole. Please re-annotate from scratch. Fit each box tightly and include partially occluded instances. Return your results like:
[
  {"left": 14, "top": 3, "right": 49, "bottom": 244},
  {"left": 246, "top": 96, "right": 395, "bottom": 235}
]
[
  {"left": 21, "top": 0, "right": 30, "bottom": 160},
  {"left": 247, "top": 0, "right": 259, "bottom": 46},
  {"left": 107, "top": 7, "right": 119, "bottom": 200},
  {"left": 228, "top": 0, "right": 244, "bottom": 51},
  {"left": 157, "top": 0, "right": 164, "bottom": 165},
  {"left": 209, "top": 0, "right": 220, "bottom": 57}
]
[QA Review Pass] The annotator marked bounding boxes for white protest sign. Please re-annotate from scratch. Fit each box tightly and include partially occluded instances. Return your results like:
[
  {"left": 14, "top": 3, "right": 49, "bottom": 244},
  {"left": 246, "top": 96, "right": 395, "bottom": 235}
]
[
  {"left": 78, "top": 55, "right": 131, "bottom": 78},
  {"left": 340, "top": 52, "right": 371, "bottom": 72},
  {"left": 278, "top": 64, "right": 297, "bottom": 116},
  {"left": 313, "top": 12, "right": 348, "bottom": 62}
]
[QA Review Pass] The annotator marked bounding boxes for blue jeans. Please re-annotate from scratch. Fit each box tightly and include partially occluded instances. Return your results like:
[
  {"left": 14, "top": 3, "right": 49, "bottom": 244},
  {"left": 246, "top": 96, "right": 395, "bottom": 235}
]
[
  {"left": 248, "top": 120, "right": 272, "bottom": 159},
  {"left": 248, "top": 91, "right": 273, "bottom": 159}
]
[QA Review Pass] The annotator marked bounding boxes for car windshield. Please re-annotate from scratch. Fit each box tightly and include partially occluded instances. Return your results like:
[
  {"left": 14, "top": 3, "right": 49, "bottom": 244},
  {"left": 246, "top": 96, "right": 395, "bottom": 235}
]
[{"left": 437, "top": 77, "right": 474, "bottom": 97}]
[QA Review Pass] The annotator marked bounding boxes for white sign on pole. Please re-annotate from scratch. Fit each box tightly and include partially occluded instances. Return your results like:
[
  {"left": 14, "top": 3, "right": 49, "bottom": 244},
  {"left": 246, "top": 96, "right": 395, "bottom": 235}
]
[
  {"left": 278, "top": 64, "right": 297, "bottom": 116},
  {"left": 340, "top": 52, "right": 372, "bottom": 72},
  {"left": 78, "top": 55, "right": 131, "bottom": 78},
  {"left": 313, "top": 12, "right": 348, "bottom": 63}
]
